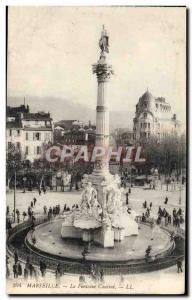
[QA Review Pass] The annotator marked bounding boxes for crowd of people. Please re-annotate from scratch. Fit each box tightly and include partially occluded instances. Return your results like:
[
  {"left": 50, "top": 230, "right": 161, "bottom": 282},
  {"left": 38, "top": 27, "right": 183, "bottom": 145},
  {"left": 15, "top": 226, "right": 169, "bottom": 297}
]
[
  {"left": 157, "top": 206, "right": 184, "bottom": 228},
  {"left": 90, "top": 264, "right": 104, "bottom": 282},
  {"left": 141, "top": 197, "right": 184, "bottom": 229},
  {"left": 6, "top": 252, "right": 64, "bottom": 284}
]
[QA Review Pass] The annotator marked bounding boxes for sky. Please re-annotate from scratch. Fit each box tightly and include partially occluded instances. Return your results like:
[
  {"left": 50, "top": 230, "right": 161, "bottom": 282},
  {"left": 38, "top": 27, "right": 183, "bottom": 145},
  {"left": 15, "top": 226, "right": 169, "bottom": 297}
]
[{"left": 7, "top": 6, "right": 186, "bottom": 121}]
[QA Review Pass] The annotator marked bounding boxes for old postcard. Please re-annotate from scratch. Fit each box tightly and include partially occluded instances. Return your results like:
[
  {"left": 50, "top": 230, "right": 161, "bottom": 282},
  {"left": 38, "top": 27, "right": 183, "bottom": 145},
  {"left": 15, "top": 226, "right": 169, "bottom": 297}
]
[{"left": 6, "top": 6, "right": 187, "bottom": 295}]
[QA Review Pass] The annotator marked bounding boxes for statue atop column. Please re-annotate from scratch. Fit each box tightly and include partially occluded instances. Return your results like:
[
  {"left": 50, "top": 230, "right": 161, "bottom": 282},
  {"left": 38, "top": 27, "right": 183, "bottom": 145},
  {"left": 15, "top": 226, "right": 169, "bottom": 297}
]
[
  {"left": 92, "top": 25, "right": 113, "bottom": 81},
  {"left": 99, "top": 25, "right": 109, "bottom": 53}
]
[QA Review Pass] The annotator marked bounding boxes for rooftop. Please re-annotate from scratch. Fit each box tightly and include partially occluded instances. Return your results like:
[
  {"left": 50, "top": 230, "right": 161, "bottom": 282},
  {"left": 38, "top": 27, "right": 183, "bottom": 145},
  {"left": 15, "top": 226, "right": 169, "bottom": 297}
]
[{"left": 23, "top": 112, "right": 51, "bottom": 121}]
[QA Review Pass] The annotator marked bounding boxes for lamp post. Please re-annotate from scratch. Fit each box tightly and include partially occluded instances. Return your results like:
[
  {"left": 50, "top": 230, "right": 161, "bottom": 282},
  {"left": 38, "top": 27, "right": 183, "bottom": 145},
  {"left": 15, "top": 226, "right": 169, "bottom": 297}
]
[
  {"left": 13, "top": 169, "right": 16, "bottom": 223},
  {"left": 23, "top": 176, "right": 27, "bottom": 193},
  {"left": 129, "top": 162, "right": 132, "bottom": 194},
  {"left": 179, "top": 168, "right": 182, "bottom": 205}
]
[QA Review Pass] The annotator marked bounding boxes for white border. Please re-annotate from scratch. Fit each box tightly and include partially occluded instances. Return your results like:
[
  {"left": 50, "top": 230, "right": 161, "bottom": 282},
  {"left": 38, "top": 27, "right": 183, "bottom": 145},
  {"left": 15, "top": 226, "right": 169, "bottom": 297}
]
[{"left": 0, "top": 1, "right": 191, "bottom": 299}]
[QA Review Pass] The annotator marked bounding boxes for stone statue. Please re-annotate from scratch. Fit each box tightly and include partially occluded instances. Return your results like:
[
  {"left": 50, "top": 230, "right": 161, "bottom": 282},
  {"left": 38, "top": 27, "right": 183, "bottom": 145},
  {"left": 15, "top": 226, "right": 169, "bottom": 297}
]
[
  {"left": 90, "top": 195, "right": 102, "bottom": 220},
  {"left": 80, "top": 182, "right": 97, "bottom": 214},
  {"left": 99, "top": 25, "right": 109, "bottom": 53}
]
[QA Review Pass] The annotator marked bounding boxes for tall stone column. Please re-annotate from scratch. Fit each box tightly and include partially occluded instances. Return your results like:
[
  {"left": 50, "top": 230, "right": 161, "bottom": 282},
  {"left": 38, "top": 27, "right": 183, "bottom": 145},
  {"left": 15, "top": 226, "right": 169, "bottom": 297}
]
[{"left": 91, "top": 26, "right": 114, "bottom": 190}]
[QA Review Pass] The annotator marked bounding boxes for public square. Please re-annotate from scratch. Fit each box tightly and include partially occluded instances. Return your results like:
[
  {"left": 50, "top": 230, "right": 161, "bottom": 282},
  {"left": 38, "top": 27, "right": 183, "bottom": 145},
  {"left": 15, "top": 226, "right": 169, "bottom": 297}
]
[
  {"left": 7, "top": 181, "right": 186, "bottom": 224},
  {"left": 7, "top": 185, "right": 185, "bottom": 295},
  {"left": 6, "top": 181, "right": 185, "bottom": 294}
]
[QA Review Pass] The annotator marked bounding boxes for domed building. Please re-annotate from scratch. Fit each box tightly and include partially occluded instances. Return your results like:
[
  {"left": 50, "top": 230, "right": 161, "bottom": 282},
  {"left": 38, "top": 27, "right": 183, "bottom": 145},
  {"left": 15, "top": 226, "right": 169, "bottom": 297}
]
[{"left": 133, "top": 89, "right": 181, "bottom": 143}]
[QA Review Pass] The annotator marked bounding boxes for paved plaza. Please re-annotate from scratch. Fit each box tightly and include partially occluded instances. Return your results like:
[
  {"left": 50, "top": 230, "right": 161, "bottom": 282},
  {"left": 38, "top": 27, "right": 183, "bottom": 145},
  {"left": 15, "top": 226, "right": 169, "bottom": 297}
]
[
  {"left": 6, "top": 182, "right": 185, "bottom": 294},
  {"left": 7, "top": 181, "right": 186, "bottom": 222}
]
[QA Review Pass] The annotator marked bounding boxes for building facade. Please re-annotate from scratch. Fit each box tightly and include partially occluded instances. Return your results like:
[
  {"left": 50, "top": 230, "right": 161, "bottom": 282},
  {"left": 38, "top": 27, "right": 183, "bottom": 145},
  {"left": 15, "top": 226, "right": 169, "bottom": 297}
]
[
  {"left": 133, "top": 90, "right": 181, "bottom": 143},
  {"left": 6, "top": 105, "right": 53, "bottom": 162},
  {"left": 54, "top": 120, "right": 96, "bottom": 145}
]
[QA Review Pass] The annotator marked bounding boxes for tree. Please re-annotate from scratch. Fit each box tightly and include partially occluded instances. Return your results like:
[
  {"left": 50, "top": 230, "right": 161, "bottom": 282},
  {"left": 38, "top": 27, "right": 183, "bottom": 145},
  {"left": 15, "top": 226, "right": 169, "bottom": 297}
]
[
  {"left": 143, "top": 132, "right": 186, "bottom": 176},
  {"left": 6, "top": 143, "right": 23, "bottom": 189}
]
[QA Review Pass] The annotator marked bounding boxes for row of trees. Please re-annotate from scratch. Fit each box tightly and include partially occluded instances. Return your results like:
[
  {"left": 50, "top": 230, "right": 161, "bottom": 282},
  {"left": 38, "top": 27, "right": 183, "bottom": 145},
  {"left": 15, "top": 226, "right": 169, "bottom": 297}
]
[
  {"left": 6, "top": 132, "right": 186, "bottom": 188},
  {"left": 143, "top": 133, "right": 186, "bottom": 176}
]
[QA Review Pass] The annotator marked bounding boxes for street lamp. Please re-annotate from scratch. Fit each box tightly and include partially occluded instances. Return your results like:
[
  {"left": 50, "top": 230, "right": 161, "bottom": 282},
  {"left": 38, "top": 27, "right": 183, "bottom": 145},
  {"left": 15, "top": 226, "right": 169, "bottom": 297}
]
[
  {"left": 12, "top": 161, "right": 19, "bottom": 223},
  {"left": 179, "top": 169, "right": 182, "bottom": 205},
  {"left": 23, "top": 176, "right": 27, "bottom": 193}
]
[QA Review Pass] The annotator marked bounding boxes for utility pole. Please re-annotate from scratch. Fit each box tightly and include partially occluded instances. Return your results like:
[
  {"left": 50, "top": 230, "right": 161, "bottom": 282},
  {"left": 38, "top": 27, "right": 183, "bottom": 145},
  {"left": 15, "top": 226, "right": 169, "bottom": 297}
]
[{"left": 179, "top": 168, "right": 182, "bottom": 205}]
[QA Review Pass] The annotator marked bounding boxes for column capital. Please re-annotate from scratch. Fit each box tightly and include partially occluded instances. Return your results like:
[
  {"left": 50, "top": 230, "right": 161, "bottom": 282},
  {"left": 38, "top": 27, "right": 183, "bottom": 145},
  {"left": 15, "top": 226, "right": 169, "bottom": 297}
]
[{"left": 92, "top": 63, "right": 113, "bottom": 82}]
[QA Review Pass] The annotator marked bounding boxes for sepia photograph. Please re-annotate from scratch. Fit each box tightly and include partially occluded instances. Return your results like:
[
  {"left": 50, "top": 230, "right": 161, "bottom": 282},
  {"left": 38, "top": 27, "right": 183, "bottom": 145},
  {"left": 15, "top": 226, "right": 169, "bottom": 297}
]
[{"left": 5, "top": 6, "right": 187, "bottom": 295}]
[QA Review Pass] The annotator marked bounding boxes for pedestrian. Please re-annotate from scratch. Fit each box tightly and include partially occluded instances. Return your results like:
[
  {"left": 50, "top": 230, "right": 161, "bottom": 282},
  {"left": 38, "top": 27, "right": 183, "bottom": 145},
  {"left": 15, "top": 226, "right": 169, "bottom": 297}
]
[
  {"left": 40, "top": 260, "right": 46, "bottom": 277},
  {"left": 13, "top": 262, "right": 18, "bottom": 278},
  {"left": 43, "top": 205, "right": 47, "bottom": 215},
  {"left": 38, "top": 188, "right": 41, "bottom": 196},
  {"left": 6, "top": 256, "right": 10, "bottom": 279},
  {"left": 180, "top": 215, "right": 184, "bottom": 224},
  {"left": 168, "top": 214, "right": 172, "bottom": 225},
  {"left": 177, "top": 259, "right": 183, "bottom": 273},
  {"left": 149, "top": 202, "right": 152, "bottom": 209},
  {"left": 147, "top": 207, "right": 150, "bottom": 217},
  {"left": 28, "top": 207, "right": 32, "bottom": 219},
  {"left": 16, "top": 209, "right": 20, "bottom": 223},
  {"left": 165, "top": 215, "right": 168, "bottom": 226},
  {"left": 126, "top": 191, "right": 129, "bottom": 205},
  {"left": 14, "top": 250, "right": 18, "bottom": 264},
  {"left": 70, "top": 180, "right": 73, "bottom": 191},
  {"left": 164, "top": 196, "right": 168, "bottom": 204},
  {"left": 141, "top": 213, "right": 146, "bottom": 222},
  {"left": 177, "top": 208, "right": 182, "bottom": 216},
  {"left": 175, "top": 216, "right": 180, "bottom": 228},
  {"left": 79, "top": 274, "right": 85, "bottom": 283},
  {"left": 24, "top": 266, "right": 29, "bottom": 280},
  {"left": 6, "top": 206, "right": 9, "bottom": 216},
  {"left": 55, "top": 263, "right": 62, "bottom": 285},
  {"left": 17, "top": 214, "right": 20, "bottom": 224},
  {"left": 143, "top": 200, "right": 147, "bottom": 209},
  {"left": 31, "top": 201, "right": 33, "bottom": 208},
  {"left": 33, "top": 197, "right": 37, "bottom": 206},
  {"left": 22, "top": 211, "right": 27, "bottom": 221},
  {"left": 173, "top": 208, "right": 177, "bottom": 218},
  {"left": 28, "top": 263, "right": 34, "bottom": 278},
  {"left": 99, "top": 268, "right": 104, "bottom": 282},
  {"left": 17, "top": 262, "right": 22, "bottom": 277}
]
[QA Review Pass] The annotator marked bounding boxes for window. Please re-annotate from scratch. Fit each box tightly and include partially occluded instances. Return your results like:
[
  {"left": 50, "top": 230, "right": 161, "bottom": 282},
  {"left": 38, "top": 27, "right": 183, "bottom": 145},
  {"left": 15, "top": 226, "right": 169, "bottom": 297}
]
[
  {"left": 16, "top": 142, "right": 20, "bottom": 148},
  {"left": 17, "top": 130, "right": 20, "bottom": 137},
  {"left": 37, "top": 146, "right": 41, "bottom": 155},
  {"left": 9, "top": 129, "right": 12, "bottom": 136},
  {"left": 25, "top": 146, "right": 29, "bottom": 155},
  {"left": 33, "top": 132, "right": 40, "bottom": 140},
  {"left": 45, "top": 132, "right": 50, "bottom": 140},
  {"left": 148, "top": 123, "right": 150, "bottom": 129},
  {"left": 36, "top": 132, "right": 40, "bottom": 140},
  {"left": 144, "top": 123, "right": 147, "bottom": 129},
  {"left": 26, "top": 132, "right": 28, "bottom": 140}
]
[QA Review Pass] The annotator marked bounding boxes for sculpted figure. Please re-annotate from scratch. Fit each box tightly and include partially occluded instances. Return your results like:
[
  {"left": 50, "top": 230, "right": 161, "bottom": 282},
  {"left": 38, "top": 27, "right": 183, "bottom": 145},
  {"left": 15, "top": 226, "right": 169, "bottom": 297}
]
[
  {"left": 99, "top": 25, "right": 109, "bottom": 53},
  {"left": 80, "top": 182, "right": 97, "bottom": 214}
]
